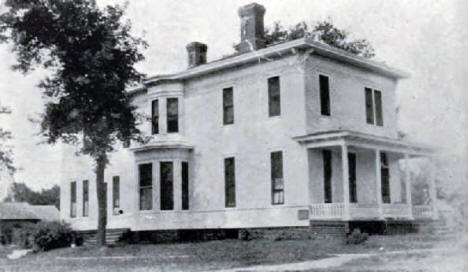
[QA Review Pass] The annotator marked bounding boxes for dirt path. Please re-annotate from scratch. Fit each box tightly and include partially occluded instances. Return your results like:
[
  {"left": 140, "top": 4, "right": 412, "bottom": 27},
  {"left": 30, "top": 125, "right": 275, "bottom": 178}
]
[{"left": 215, "top": 248, "right": 459, "bottom": 272}]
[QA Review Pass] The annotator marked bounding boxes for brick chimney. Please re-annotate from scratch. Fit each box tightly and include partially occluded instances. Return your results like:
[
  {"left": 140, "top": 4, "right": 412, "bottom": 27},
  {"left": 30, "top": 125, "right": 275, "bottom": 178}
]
[
  {"left": 235, "top": 3, "right": 266, "bottom": 53},
  {"left": 186, "top": 42, "right": 207, "bottom": 68}
]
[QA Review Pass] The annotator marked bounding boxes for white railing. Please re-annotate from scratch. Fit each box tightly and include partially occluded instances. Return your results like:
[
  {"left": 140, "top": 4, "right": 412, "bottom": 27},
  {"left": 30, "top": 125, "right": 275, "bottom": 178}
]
[
  {"left": 350, "top": 203, "right": 380, "bottom": 219},
  {"left": 412, "top": 205, "right": 433, "bottom": 218},
  {"left": 383, "top": 203, "right": 411, "bottom": 218},
  {"left": 309, "top": 203, "right": 428, "bottom": 220},
  {"left": 309, "top": 203, "right": 344, "bottom": 219}
]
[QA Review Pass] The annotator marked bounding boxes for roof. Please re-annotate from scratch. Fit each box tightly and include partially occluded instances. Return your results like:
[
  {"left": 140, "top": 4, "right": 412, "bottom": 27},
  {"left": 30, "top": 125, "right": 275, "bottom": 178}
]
[
  {"left": 0, "top": 202, "right": 39, "bottom": 221},
  {"left": 139, "top": 37, "right": 408, "bottom": 90},
  {"left": 0, "top": 202, "right": 59, "bottom": 221},
  {"left": 28, "top": 205, "right": 60, "bottom": 221},
  {"left": 293, "top": 130, "right": 435, "bottom": 156}
]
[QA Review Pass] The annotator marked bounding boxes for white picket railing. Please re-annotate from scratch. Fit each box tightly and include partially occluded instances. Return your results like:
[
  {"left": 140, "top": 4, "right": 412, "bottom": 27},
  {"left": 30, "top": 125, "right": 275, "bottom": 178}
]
[
  {"left": 309, "top": 203, "right": 344, "bottom": 219},
  {"left": 350, "top": 203, "right": 380, "bottom": 219},
  {"left": 412, "top": 205, "right": 433, "bottom": 218},
  {"left": 310, "top": 203, "right": 422, "bottom": 219},
  {"left": 382, "top": 203, "right": 412, "bottom": 218}
]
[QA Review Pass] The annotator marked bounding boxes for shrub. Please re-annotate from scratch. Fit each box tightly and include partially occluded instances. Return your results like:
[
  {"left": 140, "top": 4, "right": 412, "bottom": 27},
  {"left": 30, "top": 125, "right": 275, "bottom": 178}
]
[
  {"left": 0, "top": 221, "right": 74, "bottom": 251},
  {"left": 346, "top": 228, "right": 369, "bottom": 245},
  {"left": 32, "top": 221, "right": 74, "bottom": 251}
]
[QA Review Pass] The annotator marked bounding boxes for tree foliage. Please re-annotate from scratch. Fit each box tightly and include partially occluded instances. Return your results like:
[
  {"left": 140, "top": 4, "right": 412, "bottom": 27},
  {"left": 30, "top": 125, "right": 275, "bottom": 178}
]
[
  {"left": 263, "top": 20, "right": 375, "bottom": 58},
  {"left": 0, "top": 105, "right": 15, "bottom": 174},
  {"left": 4, "top": 182, "right": 60, "bottom": 209},
  {"left": 0, "top": 0, "right": 147, "bottom": 246}
]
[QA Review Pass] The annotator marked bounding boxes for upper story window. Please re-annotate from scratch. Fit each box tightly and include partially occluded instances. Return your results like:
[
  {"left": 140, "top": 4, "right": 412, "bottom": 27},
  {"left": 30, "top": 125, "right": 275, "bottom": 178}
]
[
  {"left": 224, "top": 157, "right": 236, "bottom": 208},
  {"left": 70, "top": 181, "right": 77, "bottom": 218},
  {"left": 82, "top": 180, "right": 89, "bottom": 217},
  {"left": 271, "top": 151, "right": 284, "bottom": 205},
  {"left": 223, "top": 87, "right": 234, "bottom": 125},
  {"left": 112, "top": 176, "right": 120, "bottom": 214},
  {"left": 268, "top": 76, "right": 281, "bottom": 117},
  {"left": 319, "top": 75, "right": 331, "bottom": 116},
  {"left": 167, "top": 98, "right": 179, "bottom": 133},
  {"left": 139, "top": 163, "right": 152, "bottom": 210},
  {"left": 365, "top": 88, "right": 383, "bottom": 126},
  {"left": 151, "top": 99, "right": 159, "bottom": 134}
]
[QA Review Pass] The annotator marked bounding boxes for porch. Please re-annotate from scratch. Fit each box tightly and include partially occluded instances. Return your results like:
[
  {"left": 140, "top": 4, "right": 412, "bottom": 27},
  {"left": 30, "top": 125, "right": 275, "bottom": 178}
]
[
  {"left": 295, "top": 130, "right": 437, "bottom": 221},
  {"left": 308, "top": 203, "right": 434, "bottom": 220}
]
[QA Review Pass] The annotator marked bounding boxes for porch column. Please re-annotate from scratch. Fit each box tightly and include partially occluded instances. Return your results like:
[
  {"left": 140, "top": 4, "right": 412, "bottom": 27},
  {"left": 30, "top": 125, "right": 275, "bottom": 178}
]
[
  {"left": 375, "top": 150, "right": 383, "bottom": 219},
  {"left": 429, "top": 157, "right": 439, "bottom": 219},
  {"left": 341, "top": 143, "right": 351, "bottom": 220},
  {"left": 404, "top": 153, "right": 414, "bottom": 218}
]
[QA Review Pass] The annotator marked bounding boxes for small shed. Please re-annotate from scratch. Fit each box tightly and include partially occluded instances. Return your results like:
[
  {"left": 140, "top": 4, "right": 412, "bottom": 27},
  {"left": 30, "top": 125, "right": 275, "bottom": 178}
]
[
  {"left": 0, "top": 202, "right": 60, "bottom": 226},
  {"left": 0, "top": 202, "right": 41, "bottom": 224}
]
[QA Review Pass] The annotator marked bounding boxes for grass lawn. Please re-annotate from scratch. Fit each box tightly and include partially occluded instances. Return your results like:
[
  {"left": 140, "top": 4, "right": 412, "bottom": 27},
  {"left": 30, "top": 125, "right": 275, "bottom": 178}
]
[{"left": 0, "top": 233, "right": 449, "bottom": 272}]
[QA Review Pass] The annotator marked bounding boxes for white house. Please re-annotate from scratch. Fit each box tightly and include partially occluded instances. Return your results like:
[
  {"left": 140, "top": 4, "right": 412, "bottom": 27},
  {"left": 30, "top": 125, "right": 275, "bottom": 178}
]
[{"left": 60, "top": 3, "right": 436, "bottom": 240}]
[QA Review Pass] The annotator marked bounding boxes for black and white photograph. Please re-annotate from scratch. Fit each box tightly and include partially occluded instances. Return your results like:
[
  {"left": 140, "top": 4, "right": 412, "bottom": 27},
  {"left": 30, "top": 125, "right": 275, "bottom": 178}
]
[{"left": 0, "top": 0, "right": 467, "bottom": 271}]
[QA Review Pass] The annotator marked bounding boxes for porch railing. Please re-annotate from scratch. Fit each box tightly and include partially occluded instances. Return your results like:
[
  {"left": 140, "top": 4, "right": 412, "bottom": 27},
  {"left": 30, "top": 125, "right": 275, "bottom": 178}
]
[
  {"left": 382, "top": 203, "right": 412, "bottom": 218},
  {"left": 350, "top": 203, "right": 381, "bottom": 219},
  {"left": 309, "top": 203, "right": 344, "bottom": 219},
  {"left": 412, "top": 205, "right": 433, "bottom": 218},
  {"left": 310, "top": 203, "right": 422, "bottom": 219}
]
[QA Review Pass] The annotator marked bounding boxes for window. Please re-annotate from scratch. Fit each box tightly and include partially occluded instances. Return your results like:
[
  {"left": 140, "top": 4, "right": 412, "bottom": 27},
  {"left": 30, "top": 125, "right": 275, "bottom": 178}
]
[
  {"left": 374, "top": 91, "right": 383, "bottom": 126},
  {"left": 82, "top": 180, "right": 89, "bottom": 217},
  {"left": 223, "top": 87, "right": 234, "bottom": 125},
  {"left": 381, "top": 152, "right": 391, "bottom": 203},
  {"left": 322, "top": 150, "right": 332, "bottom": 203},
  {"left": 182, "top": 162, "right": 189, "bottom": 210},
  {"left": 113, "top": 176, "right": 120, "bottom": 213},
  {"left": 160, "top": 162, "right": 174, "bottom": 210},
  {"left": 319, "top": 75, "right": 330, "bottom": 116},
  {"left": 268, "top": 76, "right": 281, "bottom": 117},
  {"left": 348, "top": 153, "right": 357, "bottom": 203},
  {"left": 151, "top": 99, "right": 159, "bottom": 134},
  {"left": 224, "top": 157, "right": 236, "bottom": 207},
  {"left": 365, "top": 88, "right": 383, "bottom": 126},
  {"left": 139, "top": 164, "right": 152, "bottom": 210},
  {"left": 167, "top": 98, "right": 179, "bottom": 133},
  {"left": 70, "top": 181, "right": 77, "bottom": 218},
  {"left": 271, "top": 151, "right": 284, "bottom": 205}
]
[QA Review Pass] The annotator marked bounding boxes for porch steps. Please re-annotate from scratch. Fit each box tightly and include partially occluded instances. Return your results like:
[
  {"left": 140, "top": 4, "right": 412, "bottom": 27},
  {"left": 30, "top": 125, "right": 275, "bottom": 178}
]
[{"left": 80, "top": 228, "right": 130, "bottom": 246}]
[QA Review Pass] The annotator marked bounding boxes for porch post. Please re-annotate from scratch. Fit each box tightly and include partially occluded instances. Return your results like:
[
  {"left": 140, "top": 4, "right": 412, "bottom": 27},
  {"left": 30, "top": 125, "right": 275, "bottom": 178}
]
[
  {"left": 404, "top": 153, "right": 414, "bottom": 219},
  {"left": 341, "top": 143, "right": 351, "bottom": 220},
  {"left": 375, "top": 150, "right": 383, "bottom": 219},
  {"left": 429, "top": 157, "right": 439, "bottom": 219}
]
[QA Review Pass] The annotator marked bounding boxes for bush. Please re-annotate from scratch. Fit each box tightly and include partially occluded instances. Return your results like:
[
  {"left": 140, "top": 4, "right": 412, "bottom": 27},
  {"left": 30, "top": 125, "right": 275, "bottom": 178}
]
[
  {"left": 0, "top": 221, "right": 74, "bottom": 251},
  {"left": 32, "top": 221, "right": 74, "bottom": 251},
  {"left": 346, "top": 228, "right": 369, "bottom": 245}
]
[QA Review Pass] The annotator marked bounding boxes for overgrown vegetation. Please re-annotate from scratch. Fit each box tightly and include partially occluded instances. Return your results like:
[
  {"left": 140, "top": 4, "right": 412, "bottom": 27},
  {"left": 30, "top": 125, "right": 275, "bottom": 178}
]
[
  {"left": 0, "top": 221, "right": 74, "bottom": 251},
  {"left": 261, "top": 20, "right": 375, "bottom": 58},
  {"left": 346, "top": 229, "right": 369, "bottom": 245}
]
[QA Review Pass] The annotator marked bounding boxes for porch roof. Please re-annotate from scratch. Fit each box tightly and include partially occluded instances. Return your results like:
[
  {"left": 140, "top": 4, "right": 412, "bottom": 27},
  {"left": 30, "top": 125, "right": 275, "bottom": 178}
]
[{"left": 293, "top": 130, "right": 435, "bottom": 156}]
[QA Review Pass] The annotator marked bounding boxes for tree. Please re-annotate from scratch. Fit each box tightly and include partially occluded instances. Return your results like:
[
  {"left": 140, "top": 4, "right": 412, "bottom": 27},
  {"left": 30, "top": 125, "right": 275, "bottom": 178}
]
[
  {"left": 0, "top": 105, "right": 15, "bottom": 175},
  {"left": 5, "top": 182, "right": 60, "bottom": 209},
  {"left": 262, "top": 20, "right": 375, "bottom": 58},
  {"left": 0, "top": 0, "right": 147, "bottom": 246}
]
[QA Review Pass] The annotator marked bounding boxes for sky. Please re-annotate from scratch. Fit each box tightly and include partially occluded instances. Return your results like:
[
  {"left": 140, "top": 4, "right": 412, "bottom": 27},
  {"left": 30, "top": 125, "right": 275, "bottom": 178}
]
[{"left": 0, "top": 0, "right": 467, "bottom": 190}]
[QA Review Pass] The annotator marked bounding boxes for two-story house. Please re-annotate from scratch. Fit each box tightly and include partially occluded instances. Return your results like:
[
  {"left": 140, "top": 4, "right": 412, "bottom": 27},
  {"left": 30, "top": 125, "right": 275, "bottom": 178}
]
[{"left": 60, "top": 3, "right": 437, "bottom": 241}]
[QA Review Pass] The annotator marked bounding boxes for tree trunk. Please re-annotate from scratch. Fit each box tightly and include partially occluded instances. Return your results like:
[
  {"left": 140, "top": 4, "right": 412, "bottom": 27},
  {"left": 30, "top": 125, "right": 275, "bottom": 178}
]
[{"left": 95, "top": 153, "right": 107, "bottom": 247}]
